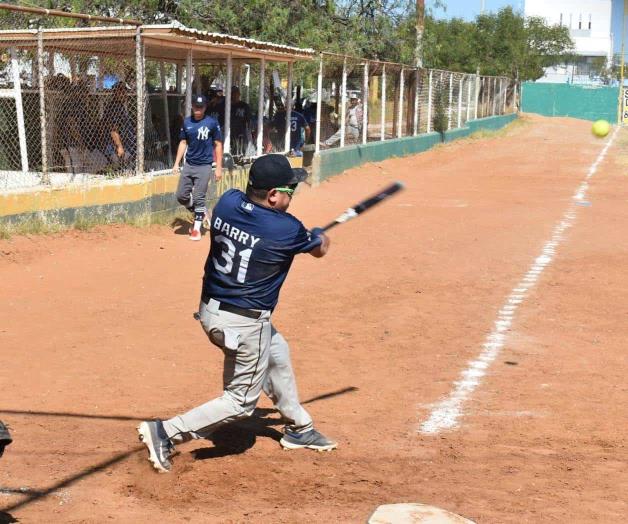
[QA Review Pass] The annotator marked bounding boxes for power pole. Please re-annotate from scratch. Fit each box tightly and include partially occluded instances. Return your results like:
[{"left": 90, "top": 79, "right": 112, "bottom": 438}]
[{"left": 415, "top": 0, "right": 425, "bottom": 67}]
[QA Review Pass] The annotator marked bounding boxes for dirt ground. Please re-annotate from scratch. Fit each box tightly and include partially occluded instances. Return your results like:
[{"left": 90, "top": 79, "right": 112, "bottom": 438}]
[{"left": 1, "top": 114, "right": 627, "bottom": 523}]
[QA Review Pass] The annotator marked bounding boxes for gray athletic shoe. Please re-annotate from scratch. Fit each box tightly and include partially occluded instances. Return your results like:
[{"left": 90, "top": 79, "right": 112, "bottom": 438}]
[
  {"left": 280, "top": 429, "right": 337, "bottom": 451},
  {"left": 137, "top": 420, "right": 175, "bottom": 473}
]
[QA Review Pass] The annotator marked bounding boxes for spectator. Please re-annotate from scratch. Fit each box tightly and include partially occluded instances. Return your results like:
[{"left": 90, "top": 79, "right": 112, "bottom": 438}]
[
  {"left": 230, "top": 86, "right": 253, "bottom": 156},
  {"left": 322, "top": 93, "right": 362, "bottom": 148},
  {"left": 102, "top": 81, "right": 136, "bottom": 169},
  {"left": 207, "top": 87, "right": 225, "bottom": 128}
]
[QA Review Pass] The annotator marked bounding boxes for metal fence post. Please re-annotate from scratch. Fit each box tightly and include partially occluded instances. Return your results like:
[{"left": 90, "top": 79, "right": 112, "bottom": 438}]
[
  {"left": 466, "top": 75, "right": 472, "bottom": 123},
  {"left": 413, "top": 68, "right": 420, "bottom": 136},
  {"left": 37, "top": 29, "right": 48, "bottom": 183},
  {"left": 397, "top": 68, "right": 404, "bottom": 138},
  {"left": 256, "top": 58, "right": 266, "bottom": 156},
  {"left": 159, "top": 62, "right": 173, "bottom": 165},
  {"left": 135, "top": 26, "right": 145, "bottom": 175},
  {"left": 427, "top": 69, "right": 433, "bottom": 133},
  {"left": 315, "top": 55, "right": 323, "bottom": 153},
  {"left": 340, "top": 57, "right": 347, "bottom": 148},
  {"left": 502, "top": 78, "right": 507, "bottom": 114},
  {"left": 10, "top": 48, "right": 29, "bottom": 173},
  {"left": 447, "top": 72, "right": 453, "bottom": 130},
  {"left": 224, "top": 53, "right": 233, "bottom": 154},
  {"left": 474, "top": 74, "right": 480, "bottom": 121},
  {"left": 185, "top": 49, "right": 192, "bottom": 117},
  {"left": 380, "top": 65, "right": 386, "bottom": 141},
  {"left": 284, "top": 61, "right": 293, "bottom": 153},
  {"left": 362, "top": 61, "right": 369, "bottom": 144},
  {"left": 457, "top": 76, "right": 463, "bottom": 128},
  {"left": 492, "top": 77, "right": 497, "bottom": 116}
]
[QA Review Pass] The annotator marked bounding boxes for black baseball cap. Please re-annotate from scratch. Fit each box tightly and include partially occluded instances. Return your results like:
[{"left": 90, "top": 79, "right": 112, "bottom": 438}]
[
  {"left": 192, "top": 94, "right": 208, "bottom": 107},
  {"left": 248, "top": 154, "right": 308, "bottom": 190}
]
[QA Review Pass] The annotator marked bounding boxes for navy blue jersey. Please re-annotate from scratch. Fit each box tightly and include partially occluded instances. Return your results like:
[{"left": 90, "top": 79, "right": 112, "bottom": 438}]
[
  {"left": 180, "top": 115, "right": 223, "bottom": 166},
  {"left": 272, "top": 110, "right": 309, "bottom": 150},
  {"left": 231, "top": 101, "right": 252, "bottom": 138},
  {"left": 207, "top": 99, "right": 225, "bottom": 128},
  {"left": 202, "top": 189, "right": 321, "bottom": 310}
]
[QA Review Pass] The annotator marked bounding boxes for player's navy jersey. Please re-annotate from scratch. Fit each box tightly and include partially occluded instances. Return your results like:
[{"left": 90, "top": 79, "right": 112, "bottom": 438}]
[
  {"left": 180, "top": 115, "right": 223, "bottom": 166},
  {"left": 202, "top": 189, "right": 321, "bottom": 310},
  {"left": 231, "top": 101, "right": 252, "bottom": 138},
  {"left": 272, "top": 110, "right": 308, "bottom": 149},
  {"left": 207, "top": 99, "right": 226, "bottom": 128}
]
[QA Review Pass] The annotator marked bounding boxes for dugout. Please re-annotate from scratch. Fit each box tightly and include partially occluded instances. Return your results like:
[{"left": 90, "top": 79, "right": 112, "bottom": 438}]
[
  {"left": 0, "top": 5, "right": 517, "bottom": 228},
  {"left": 0, "top": 19, "right": 315, "bottom": 190}
]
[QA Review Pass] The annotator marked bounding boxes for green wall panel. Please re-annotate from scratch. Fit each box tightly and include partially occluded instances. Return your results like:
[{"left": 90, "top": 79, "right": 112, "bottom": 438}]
[
  {"left": 315, "top": 114, "right": 517, "bottom": 181},
  {"left": 521, "top": 83, "right": 618, "bottom": 122}
]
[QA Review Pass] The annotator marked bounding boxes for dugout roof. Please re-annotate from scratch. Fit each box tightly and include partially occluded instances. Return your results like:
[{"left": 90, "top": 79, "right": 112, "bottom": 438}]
[{"left": 0, "top": 21, "right": 316, "bottom": 63}]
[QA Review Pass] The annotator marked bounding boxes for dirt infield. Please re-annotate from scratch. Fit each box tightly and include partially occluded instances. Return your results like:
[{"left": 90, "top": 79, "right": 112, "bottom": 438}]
[{"left": 1, "top": 115, "right": 627, "bottom": 523}]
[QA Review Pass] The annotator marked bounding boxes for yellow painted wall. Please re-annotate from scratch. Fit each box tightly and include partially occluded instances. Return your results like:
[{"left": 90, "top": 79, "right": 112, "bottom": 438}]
[{"left": 0, "top": 157, "right": 304, "bottom": 221}]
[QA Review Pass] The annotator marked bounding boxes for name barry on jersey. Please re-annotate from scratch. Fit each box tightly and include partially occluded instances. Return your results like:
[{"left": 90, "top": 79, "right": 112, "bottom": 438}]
[{"left": 212, "top": 216, "right": 260, "bottom": 248}]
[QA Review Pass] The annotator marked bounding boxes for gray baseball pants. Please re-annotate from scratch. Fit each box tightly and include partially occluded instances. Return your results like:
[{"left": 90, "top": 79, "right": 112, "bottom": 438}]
[
  {"left": 175, "top": 163, "right": 212, "bottom": 214},
  {"left": 162, "top": 299, "right": 314, "bottom": 443}
]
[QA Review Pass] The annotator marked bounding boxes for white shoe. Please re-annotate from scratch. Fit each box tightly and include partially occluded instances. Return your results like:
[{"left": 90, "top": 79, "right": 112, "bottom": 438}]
[{"left": 137, "top": 421, "right": 174, "bottom": 473}]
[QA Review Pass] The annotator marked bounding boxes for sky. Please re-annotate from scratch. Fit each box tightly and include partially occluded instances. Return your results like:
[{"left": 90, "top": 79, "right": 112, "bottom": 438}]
[{"left": 428, "top": 0, "right": 627, "bottom": 54}]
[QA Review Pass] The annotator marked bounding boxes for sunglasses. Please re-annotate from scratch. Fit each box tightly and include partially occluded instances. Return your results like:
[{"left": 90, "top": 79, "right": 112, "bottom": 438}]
[{"left": 274, "top": 185, "right": 297, "bottom": 197}]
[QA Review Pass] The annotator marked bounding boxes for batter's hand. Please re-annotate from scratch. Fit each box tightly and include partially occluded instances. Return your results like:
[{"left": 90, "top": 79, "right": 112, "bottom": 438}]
[{"left": 311, "top": 227, "right": 325, "bottom": 238}]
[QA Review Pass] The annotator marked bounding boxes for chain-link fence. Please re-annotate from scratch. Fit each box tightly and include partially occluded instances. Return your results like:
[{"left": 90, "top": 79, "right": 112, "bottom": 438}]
[
  {"left": 312, "top": 55, "right": 514, "bottom": 153},
  {"left": 0, "top": 6, "right": 518, "bottom": 195}
]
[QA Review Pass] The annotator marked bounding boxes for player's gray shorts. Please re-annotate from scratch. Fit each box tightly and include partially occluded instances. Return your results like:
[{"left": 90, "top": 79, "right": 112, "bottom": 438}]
[
  {"left": 162, "top": 299, "right": 313, "bottom": 443},
  {"left": 175, "top": 163, "right": 212, "bottom": 213}
]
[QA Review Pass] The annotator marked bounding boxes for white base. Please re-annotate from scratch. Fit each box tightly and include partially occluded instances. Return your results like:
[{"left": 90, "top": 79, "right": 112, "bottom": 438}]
[{"left": 368, "top": 503, "right": 475, "bottom": 524}]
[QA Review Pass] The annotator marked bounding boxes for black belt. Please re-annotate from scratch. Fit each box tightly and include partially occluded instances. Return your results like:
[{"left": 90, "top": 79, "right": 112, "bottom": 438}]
[{"left": 218, "top": 301, "right": 262, "bottom": 319}]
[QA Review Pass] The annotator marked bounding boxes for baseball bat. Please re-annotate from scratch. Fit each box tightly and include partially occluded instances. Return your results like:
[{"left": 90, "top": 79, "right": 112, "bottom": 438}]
[{"left": 320, "top": 181, "right": 405, "bottom": 232}]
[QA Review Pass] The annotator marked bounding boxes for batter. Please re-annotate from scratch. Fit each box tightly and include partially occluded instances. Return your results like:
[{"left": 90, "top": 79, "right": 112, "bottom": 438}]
[{"left": 138, "top": 154, "right": 336, "bottom": 473}]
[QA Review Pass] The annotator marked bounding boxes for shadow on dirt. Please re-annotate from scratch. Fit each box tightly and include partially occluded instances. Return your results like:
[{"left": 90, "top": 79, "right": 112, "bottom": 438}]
[
  {"left": 172, "top": 217, "right": 192, "bottom": 236},
  {"left": 192, "top": 411, "right": 283, "bottom": 461},
  {"left": 0, "top": 511, "right": 18, "bottom": 523},
  {"left": 190, "top": 386, "right": 359, "bottom": 461}
]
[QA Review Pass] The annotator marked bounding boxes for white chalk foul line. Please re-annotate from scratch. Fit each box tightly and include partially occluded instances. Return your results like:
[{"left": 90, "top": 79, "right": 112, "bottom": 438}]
[{"left": 419, "top": 128, "right": 620, "bottom": 435}]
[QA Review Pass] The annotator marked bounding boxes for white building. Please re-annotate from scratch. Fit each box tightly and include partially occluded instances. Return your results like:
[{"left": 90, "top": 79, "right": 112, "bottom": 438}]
[{"left": 524, "top": 0, "right": 613, "bottom": 84}]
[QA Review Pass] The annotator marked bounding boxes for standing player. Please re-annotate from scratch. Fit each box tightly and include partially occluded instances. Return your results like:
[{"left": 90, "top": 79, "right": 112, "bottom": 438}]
[
  {"left": 272, "top": 108, "right": 310, "bottom": 156},
  {"left": 138, "top": 154, "right": 336, "bottom": 473},
  {"left": 174, "top": 95, "right": 223, "bottom": 241},
  {"left": 230, "top": 86, "right": 253, "bottom": 156}
]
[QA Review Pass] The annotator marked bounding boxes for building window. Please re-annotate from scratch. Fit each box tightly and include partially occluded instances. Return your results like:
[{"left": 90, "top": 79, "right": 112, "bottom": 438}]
[
  {"left": 569, "top": 13, "right": 573, "bottom": 28},
  {"left": 589, "top": 14, "right": 592, "bottom": 30},
  {"left": 559, "top": 13, "right": 563, "bottom": 26},
  {"left": 578, "top": 13, "right": 582, "bottom": 30}
]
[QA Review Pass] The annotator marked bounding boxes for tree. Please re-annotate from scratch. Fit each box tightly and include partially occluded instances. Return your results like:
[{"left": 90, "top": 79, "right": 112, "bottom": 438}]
[{"left": 422, "top": 7, "right": 574, "bottom": 80}]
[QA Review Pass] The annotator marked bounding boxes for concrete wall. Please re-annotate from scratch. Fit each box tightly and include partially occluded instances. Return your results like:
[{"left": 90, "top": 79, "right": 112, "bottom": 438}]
[
  {"left": 0, "top": 167, "right": 249, "bottom": 227},
  {"left": 312, "top": 113, "right": 518, "bottom": 183},
  {"left": 521, "top": 82, "right": 618, "bottom": 122}
]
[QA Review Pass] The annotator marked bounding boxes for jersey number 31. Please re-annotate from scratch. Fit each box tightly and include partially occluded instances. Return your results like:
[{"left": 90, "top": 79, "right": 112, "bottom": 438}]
[{"left": 212, "top": 235, "right": 252, "bottom": 283}]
